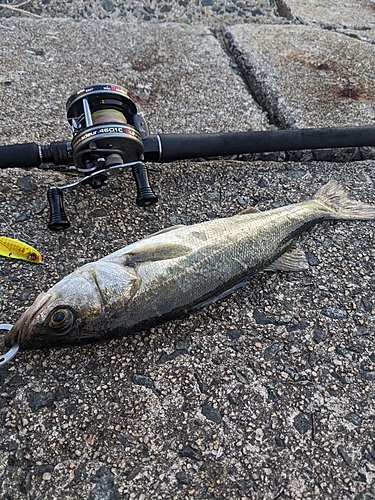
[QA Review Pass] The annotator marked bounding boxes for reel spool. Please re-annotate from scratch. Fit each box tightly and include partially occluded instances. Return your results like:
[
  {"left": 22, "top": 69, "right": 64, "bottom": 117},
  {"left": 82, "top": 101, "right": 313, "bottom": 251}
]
[
  {"left": 66, "top": 84, "right": 147, "bottom": 172},
  {"left": 47, "top": 83, "right": 158, "bottom": 231}
]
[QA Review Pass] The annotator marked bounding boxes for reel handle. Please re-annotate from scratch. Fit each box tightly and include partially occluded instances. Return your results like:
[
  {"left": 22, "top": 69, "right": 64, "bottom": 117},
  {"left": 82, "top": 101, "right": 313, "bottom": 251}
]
[
  {"left": 47, "top": 186, "right": 70, "bottom": 231},
  {"left": 131, "top": 162, "right": 158, "bottom": 207}
]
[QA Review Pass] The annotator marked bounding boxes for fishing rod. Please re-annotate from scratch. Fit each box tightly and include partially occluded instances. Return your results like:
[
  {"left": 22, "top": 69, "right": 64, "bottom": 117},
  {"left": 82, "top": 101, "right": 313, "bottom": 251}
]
[{"left": 1, "top": 83, "right": 375, "bottom": 231}]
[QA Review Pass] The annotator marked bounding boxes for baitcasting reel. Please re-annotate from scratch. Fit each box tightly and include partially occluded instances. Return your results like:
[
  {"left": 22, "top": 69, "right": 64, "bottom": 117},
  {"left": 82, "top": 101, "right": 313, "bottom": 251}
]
[
  {"left": 47, "top": 83, "right": 158, "bottom": 230},
  {"left": 2, "top": 82, "right": 375, "bottom": 231}
]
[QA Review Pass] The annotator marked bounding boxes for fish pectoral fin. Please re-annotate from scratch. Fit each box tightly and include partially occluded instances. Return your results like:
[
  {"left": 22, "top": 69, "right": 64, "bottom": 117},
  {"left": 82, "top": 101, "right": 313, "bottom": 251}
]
[
  {"left": 126, "top": 243, "right": 191, "bottom": 265},
  {"left": 265, "top": 244, "right": 309, "bottom": 272}
]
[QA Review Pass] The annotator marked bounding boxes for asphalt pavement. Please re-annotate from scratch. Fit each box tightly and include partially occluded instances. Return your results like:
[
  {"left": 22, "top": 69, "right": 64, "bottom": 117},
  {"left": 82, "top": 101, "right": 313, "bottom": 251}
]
[{"left": 0, "top": 1, "right": 375, "bottom": 499}]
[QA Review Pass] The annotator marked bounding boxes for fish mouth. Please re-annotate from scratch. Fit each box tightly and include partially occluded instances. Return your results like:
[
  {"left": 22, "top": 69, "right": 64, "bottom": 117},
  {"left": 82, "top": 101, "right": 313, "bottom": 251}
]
[{"left": 4, "top": 292, "right": 52, "bottom": 348}]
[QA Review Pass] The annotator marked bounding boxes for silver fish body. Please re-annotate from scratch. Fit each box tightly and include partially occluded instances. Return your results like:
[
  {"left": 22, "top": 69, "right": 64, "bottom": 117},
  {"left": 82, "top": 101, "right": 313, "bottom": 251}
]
[{"left": 5, "top": 181, "right": 375, "bottom": 350}]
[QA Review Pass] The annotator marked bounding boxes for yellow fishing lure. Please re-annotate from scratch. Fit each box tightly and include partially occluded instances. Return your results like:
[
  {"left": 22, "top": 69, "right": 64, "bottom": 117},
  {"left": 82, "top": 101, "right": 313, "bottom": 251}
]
[{"left": 0, "top": 236, "right": 42, "bottom": 263}]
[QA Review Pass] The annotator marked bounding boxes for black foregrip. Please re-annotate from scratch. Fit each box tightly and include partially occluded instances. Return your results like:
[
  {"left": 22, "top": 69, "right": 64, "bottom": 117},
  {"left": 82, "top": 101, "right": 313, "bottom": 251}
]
[
  {"left": 0, "top": 142, "right": 41, "bottom": 168},
  {"left": 158, "top": 126, "right": 375, "bottom": 162}
]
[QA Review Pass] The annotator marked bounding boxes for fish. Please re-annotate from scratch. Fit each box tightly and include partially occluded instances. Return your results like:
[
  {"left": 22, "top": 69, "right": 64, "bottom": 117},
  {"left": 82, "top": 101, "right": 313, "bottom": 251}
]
[
  {"left": 0, "top": 236, "right": 42, "bottom": 263},
  {"left": 4, "top": 181, "right": 375, "bottom": 351}
]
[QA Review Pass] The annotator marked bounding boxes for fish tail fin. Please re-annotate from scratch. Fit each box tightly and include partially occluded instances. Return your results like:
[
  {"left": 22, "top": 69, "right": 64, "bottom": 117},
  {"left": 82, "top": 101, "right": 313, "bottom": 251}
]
[{"left": 312, "top": 181, "right": 375, "bottom": 220}]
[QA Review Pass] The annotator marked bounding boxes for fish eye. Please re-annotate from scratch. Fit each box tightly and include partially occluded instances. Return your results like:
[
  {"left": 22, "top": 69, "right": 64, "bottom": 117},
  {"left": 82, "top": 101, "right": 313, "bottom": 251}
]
[{"left": 46, "top": 307, "right": 75, "bottom": 336}]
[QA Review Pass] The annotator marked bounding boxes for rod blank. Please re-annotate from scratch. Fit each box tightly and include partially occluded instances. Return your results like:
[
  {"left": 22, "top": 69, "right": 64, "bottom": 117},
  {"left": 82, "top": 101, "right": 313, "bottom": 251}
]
[{"left": 157, "top": 126, "right": 375, "bottom": 162}]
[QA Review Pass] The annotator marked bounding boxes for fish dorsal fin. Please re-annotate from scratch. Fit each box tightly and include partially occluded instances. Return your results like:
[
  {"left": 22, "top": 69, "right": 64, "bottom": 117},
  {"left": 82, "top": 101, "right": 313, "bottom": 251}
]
[
  {"left": 265, "top": 244, "right": 309, "bottom": 272},
  {"left": 238, "top": 206, "right": 261, "bottom": 215},
  {"left": 143, "top": 225, "right": 186, "bottom": 239},
  {"left": 126, "top": 243, "right": 191, "bottom": 266}
]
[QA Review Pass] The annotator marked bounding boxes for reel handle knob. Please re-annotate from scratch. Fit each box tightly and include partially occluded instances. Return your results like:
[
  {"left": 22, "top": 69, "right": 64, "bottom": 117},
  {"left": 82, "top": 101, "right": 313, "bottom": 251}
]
[
  {"left": 47, "top": 186, "right": 70, "bottom": 231},
  {"left": 131, "top": 163, "right": 158, "bottom": 207}
]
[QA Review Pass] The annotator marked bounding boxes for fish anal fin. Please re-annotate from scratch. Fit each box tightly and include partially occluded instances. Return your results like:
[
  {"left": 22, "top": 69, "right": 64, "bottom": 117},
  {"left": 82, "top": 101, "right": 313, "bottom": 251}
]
[
  {"left": 126, "top": 243, "right": 191, "bottom": 266},
  {"left": 265, "top": 244, "right": 309, "bottom": 272}
]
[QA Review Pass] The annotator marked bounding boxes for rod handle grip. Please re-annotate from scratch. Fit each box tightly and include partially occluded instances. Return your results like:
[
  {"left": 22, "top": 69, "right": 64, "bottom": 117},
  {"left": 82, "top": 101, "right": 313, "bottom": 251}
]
[{"left": 0, "top": 143, "right": 41, "bottom": 168}]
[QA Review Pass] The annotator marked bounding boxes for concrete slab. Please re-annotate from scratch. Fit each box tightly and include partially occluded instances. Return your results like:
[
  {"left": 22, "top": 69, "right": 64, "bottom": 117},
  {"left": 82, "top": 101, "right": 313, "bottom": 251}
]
[
  {"left": 225, "top": 23, "right": 375, "bottom": 128},
  {"left": 283, "top": 0, "right": 375, "bottom": 29},
  {"left": 0, "top": 0, "right": 281, "bottom": 25},
  {"left": 0, "top": 18, "right": 268, "bottom": 147}
]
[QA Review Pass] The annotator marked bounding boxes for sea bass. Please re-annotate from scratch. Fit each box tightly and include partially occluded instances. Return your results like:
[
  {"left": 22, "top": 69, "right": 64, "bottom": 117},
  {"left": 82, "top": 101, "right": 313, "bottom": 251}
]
[{"left": 5, "top": 181, "right": 375, "bottom": 351}]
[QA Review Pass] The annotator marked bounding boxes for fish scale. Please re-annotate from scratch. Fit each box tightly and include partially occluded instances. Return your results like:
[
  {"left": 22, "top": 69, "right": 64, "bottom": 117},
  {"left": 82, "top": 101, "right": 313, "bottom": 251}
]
[{"left": 112, "top": 205, "right": 319, "bottom": 330}]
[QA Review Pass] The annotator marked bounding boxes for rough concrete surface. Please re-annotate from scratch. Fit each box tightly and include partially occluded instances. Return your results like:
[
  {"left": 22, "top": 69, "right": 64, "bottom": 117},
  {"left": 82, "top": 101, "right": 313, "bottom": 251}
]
[
  {"left": 283, "top": 0, "right": 375, "bottom": 29},
  {"left": 225, "top": 24, "right": 375, "bottom": 129},
  {"left": 0, "top": 19, "right": 268, "bottom": 145},
  {"left": 0, "top": 0, "right": 281, "bottom": 25},
  {"left": 1, "top": 1, "right": 375, "bottom": 500}
]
